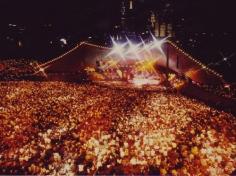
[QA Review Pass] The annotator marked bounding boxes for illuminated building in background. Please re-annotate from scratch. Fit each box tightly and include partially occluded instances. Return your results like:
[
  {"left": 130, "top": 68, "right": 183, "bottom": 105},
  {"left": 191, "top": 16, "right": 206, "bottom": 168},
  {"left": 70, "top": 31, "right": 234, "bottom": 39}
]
[
  {"left": 167, "top": 23, "right": 174, "bottom": 37},
  {"left": 121, "top": 1, "right": 126, "bottom": 30},
  {"left": 160, "top": 23, "right": 166, "bottom": 37},
  {"left": 112, "top": 0, "right": 175, "bottom": 41},
  {"left": 150, "top": 11, "right": 156, "bottom": 29},
  {"left": 120, "top": 0, "right": 135, "bottom": 32},
  {"left": 149, "top": 12, "right": 174, "bottom": 38},
  {"left": 150, "top": 11, "right": 160, "bottom": 37},
  {"left": 129, "top": 0, "right": 133, "bottom": 10}
]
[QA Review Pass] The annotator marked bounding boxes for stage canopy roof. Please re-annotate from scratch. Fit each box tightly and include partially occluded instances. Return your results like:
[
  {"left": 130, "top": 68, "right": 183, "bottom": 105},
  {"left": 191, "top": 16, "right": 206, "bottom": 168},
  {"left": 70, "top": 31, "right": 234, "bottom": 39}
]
[{"left": 39, "top": 40, "right": 224, "bottom": 85}]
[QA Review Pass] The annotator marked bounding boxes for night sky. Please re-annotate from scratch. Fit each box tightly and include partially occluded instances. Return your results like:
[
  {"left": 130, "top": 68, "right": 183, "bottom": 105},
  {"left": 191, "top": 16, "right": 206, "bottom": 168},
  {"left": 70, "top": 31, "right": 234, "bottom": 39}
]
[
  {"left": 0, "top": 1, "right": 235, "bottom": 31},
  {"left": 0, "top": 0, "right": 235, "bottom": 81}
]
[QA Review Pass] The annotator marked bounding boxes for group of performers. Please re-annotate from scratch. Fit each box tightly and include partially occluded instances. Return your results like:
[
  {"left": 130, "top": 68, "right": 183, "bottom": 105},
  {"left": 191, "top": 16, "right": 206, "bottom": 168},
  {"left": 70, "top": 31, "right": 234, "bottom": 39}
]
[{"left": 95, "top": 58, "right": 166, "bottom": 84}]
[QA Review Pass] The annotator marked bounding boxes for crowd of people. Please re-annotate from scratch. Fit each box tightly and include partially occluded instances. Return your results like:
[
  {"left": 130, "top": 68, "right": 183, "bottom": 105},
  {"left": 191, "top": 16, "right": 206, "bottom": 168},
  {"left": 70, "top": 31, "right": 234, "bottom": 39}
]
[
  {"left": 0, "top": 59, "right": 37, "bottom": 81},
  {"left": 0, "top": 81, "right": 235, "bottom": 175}
]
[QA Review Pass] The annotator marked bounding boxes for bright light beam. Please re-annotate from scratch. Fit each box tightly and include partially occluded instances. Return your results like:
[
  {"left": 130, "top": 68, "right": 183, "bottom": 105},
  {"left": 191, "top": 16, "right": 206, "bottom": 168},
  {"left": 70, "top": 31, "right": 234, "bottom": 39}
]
[
  {"left": 106, "top": 37, "right": 127, "bottom": 59},
  {"left": 125, "top": 37, "right": 142, "bottom": 59},
  {"left": 139, "top": 37, "right": 152, "bottom": 55},
  {"left": 150, "top": 33, "right": 168, "bottom": 55}
]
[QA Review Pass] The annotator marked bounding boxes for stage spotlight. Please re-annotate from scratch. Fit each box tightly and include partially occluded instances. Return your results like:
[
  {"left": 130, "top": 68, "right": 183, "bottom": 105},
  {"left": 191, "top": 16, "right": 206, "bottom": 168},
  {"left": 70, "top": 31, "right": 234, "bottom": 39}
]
[
  {"left": 140, "top": 38, "right": 152, "bottom": 54},
  {"left": 125, "top": 37, "right": 142, "bottom": 59},
  {"left": 106, "top": 37, "right": 127, "bottom": 59},
  {"left": 150, "top": 34, "right": 168, "bottom": 55}
]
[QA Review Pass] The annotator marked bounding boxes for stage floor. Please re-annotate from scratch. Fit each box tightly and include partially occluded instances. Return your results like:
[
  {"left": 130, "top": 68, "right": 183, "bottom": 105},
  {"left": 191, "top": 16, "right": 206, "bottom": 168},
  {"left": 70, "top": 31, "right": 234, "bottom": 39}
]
[{"left": 93, "top": 80, "right": 171, "bottom": 91}]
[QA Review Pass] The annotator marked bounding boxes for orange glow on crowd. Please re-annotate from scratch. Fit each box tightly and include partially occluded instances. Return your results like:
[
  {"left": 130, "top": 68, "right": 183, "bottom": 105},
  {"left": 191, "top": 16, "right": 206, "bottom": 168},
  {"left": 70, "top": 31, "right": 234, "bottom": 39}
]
[{"left": 0, "top": 81, "right": 235, "bottom": 175}]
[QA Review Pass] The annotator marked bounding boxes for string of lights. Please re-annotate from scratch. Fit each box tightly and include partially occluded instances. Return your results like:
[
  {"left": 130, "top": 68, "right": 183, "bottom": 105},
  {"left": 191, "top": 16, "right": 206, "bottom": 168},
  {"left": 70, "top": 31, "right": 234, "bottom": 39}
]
[
  {"left": 166, "top": 40, "right": 223, "bottom": 79},
  {"left": 39, "top": 41, "right": 110, "bottom": 69},
  {"left": 186, "top": 53, "right": 235, "bottom": 79},
  {"left": 39, "top": 42, "right": 85, "bottom": 68},
  {"left": 83, "top": 42, "right": 111, "bottom": 50}
]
